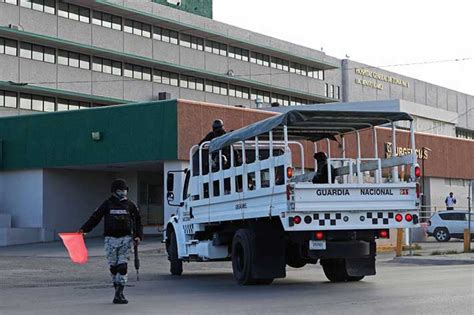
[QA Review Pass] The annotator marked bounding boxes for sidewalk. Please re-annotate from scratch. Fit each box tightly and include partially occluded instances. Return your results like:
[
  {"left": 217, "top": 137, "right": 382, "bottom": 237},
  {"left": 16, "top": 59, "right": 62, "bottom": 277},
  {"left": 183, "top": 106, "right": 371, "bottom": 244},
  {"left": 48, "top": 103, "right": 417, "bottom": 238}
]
[{"left": 388, "top": 240, "right": 474, "bottom": 265}]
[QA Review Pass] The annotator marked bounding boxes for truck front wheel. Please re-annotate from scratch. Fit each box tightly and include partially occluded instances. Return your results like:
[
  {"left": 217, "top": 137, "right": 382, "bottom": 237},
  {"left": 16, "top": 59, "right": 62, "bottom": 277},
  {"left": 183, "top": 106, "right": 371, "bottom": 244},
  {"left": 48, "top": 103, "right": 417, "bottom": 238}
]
[
  {"left": 232, "top": 229, "right": 255, "bottom": 285},
  {"left": 168, "top": 230, "right": 183, "bottom": 276},
  {"left": 321, "top": 259, "right": 364, "bottom": 282}
]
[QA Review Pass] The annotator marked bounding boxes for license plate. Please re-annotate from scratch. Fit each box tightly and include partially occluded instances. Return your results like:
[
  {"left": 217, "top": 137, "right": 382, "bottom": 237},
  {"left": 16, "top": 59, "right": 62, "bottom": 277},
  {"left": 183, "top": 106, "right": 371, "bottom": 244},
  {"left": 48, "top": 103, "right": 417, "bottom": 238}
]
[{"left": 309, "top": 240, "right": 326, "bottom": 250}]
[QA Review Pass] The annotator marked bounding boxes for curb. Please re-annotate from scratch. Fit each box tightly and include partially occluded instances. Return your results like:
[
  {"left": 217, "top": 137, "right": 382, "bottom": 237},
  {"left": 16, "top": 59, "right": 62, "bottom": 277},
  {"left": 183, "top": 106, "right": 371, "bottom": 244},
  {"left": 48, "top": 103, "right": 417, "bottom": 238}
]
[{"left": 390, "top": 256, "right": 474, "bottom": 266}]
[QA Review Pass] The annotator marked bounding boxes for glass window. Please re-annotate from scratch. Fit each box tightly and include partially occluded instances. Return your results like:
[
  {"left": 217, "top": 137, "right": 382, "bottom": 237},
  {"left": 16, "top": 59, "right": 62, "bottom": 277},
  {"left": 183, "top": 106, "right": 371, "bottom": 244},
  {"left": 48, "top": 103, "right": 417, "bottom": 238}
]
[
  {"left": 5, "top": 39, "right": 17, "bottom": 56},
  {"left": 229, "top": 46, "right": 249, "bottom": 62},
  {"left": 32, "top": 44, "right": 43, "bottom": 61},
  {"left": 1, "top": 0, "right": 18, "bottom": 5},
  {"left": 21, "top": 0, "right": 55, "bottom": 14},
  {"left": 20, "top": 93, "right": 32, "bottom": 110},
  {"left": 32, "top": 95, "right": 43, "bottom": 111},
  {"left": 44, "top": 97, "right": 55, "bottom": 112},
  {"left": 124, "top": 19, "right": 151, "bottom": 38},
  {"left": 57, "top": 99, "right": 68, "bottom": 111},
  {"left": 44, "top": 47, "right": 55, "bottom": 63},
  {"left": 58, "top": 50, "right": 68, "bottom": 65},
  {"left": 0, "top": 91, "right": 3, "bottom": 107},
  {"left": 4, "top": 91, "right": 17, "bottom": 108},
  {"left": 20, "top": 42, "right": 32, "bottom": 59},
  {"left": 330, "top": 85, "right": 335, "bottom": 98},
  {"left": 325, "top": 83, "right": 329, "bottom": 97},
  {"left": 79, "top": 54, "right": 90, "bottom": 69},
  {"left": 93, "top": 57, "right": 121, "bottom": 76},
  {"left": 205, "top": 40, "right": 227, "bottom": 56},
  {"left": 250, "top": 52, "right": 270, "bottom": 67},
  {"left": 92, "top": 11, "right": 120, "bottom": 30}
]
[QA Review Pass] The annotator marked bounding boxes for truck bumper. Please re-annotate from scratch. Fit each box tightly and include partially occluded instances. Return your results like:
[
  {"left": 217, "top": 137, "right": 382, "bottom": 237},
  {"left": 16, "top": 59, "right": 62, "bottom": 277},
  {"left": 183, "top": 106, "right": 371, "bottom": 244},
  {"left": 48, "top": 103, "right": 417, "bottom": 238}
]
[{"left": 308, "top": 240, "right": 373, "bottom": 259}]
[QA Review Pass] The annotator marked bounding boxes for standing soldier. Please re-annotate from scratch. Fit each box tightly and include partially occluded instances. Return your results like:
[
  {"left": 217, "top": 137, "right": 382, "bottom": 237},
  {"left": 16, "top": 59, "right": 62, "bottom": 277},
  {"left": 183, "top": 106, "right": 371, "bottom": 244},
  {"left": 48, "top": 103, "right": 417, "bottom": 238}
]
[{"left": 79, "top": 179, "right": 142, "bottom": 304}]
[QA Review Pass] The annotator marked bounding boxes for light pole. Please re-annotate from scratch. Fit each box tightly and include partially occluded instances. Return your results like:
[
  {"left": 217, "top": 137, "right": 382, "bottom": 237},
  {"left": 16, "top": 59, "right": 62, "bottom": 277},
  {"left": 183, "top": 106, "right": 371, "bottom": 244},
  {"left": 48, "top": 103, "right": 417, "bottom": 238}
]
[{"left": 421, "top": 147, "right": 432, "bottom": 221}]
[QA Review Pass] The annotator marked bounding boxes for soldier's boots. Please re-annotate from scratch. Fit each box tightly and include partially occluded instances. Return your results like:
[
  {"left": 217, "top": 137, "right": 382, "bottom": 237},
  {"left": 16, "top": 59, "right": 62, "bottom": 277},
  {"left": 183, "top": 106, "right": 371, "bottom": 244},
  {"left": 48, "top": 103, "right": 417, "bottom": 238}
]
[{"left": 113, "top": 283, "right": 128, "bottom": 304}]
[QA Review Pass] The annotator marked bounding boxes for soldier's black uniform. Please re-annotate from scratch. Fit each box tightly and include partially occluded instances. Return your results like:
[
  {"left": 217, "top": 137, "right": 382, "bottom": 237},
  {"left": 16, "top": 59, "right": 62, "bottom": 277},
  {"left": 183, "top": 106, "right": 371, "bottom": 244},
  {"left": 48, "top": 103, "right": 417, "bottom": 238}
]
[{"left": 80, "top": 179, "right": 142, "bottom": 305}]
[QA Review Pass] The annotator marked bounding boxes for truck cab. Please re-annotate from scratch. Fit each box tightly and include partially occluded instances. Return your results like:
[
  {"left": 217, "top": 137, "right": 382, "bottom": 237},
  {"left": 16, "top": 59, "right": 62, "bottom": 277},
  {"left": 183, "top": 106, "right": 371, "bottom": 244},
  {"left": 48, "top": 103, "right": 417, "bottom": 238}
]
[{"left": 165, "top": 109, "right": 421, "bottom": 285}]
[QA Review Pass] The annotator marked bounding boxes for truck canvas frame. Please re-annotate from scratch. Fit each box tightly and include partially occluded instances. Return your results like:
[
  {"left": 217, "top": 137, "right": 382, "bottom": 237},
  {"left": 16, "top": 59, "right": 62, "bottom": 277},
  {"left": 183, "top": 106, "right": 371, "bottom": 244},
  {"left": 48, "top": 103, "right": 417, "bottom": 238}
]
[{"left": 165, "top": 109, "right": 421, "bottom": 285}]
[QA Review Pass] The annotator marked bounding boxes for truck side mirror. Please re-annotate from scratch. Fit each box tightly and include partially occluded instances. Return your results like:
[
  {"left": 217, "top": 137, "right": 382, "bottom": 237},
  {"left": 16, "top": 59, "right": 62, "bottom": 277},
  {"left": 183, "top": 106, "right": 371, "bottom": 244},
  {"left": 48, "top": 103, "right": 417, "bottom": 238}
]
[{"left": 167, "top": 173, "right": 174, "bottom": 192}]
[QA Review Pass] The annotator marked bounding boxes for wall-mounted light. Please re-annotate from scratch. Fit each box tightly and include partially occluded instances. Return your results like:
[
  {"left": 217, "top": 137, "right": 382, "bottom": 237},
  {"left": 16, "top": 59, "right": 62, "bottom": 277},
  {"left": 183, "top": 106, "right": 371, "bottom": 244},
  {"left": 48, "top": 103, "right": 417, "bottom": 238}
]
[{"left": 91, "top": 131, "right": 102, "bottom": 141}]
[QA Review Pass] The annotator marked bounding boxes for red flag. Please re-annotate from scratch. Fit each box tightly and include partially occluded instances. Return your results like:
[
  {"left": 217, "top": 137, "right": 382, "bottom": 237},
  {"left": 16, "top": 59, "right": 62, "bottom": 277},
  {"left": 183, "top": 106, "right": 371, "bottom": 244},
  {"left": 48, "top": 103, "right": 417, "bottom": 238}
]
[{"left": 59, "top": 233, "right": 88, "bottom": 265}]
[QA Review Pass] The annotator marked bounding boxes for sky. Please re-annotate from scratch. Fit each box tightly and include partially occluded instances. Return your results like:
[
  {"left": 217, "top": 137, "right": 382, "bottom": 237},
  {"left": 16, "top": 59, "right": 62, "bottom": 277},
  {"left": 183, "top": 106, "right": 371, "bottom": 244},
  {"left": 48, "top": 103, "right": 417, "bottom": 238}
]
[{"left": 213, "top": 0, "right": 474, "bottom": 96}]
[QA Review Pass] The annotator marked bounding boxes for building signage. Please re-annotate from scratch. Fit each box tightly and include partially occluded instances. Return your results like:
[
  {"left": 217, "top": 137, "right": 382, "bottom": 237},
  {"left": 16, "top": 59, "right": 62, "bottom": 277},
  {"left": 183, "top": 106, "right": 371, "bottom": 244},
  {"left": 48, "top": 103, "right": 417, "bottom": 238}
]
[
  {"left": 384, "top": 142, "right": 429, "bottom": 160},
  {"left": 355, "top": 68, "right": 410, "bottom": 90}
]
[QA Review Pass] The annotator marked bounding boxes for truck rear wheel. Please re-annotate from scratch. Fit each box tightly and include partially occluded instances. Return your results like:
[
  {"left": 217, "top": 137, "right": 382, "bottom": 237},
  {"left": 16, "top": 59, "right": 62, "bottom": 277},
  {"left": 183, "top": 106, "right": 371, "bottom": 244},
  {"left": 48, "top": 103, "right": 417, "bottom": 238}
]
[
  {"left": 232, "top": 229, "right": 256, "bottom": 285},
  {"left": 168, "top": 230, "right": 183, "bottom": 276},
  {"left": 321, "top": 259, "right": 364, "bottom": 282}
]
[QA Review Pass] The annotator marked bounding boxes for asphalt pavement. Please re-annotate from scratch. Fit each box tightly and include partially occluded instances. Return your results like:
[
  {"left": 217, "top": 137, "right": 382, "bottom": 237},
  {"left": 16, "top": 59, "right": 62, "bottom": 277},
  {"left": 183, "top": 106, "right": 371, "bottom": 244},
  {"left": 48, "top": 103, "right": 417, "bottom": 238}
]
[{"left": 0, "top": 237, "right": 473, "bottom": 315}]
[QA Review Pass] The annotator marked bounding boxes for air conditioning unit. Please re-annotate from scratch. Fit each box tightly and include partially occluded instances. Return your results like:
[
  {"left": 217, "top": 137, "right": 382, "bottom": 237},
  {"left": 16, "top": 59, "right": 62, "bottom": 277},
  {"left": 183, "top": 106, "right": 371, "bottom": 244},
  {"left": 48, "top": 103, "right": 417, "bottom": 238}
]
[
  {"left": 9, "top": 24, "right": 20, "bottom": 30},
  {"left": 157, "top": 92, "right": 171, "bottom": 100}
]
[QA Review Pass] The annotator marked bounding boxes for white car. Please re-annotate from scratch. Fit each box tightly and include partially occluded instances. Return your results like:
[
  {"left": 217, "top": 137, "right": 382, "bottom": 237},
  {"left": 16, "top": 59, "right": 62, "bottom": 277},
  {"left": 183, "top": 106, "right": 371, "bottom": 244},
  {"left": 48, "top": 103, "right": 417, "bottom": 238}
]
[{"left": 426, "top": 211, "right": 474, "bottom": 242}]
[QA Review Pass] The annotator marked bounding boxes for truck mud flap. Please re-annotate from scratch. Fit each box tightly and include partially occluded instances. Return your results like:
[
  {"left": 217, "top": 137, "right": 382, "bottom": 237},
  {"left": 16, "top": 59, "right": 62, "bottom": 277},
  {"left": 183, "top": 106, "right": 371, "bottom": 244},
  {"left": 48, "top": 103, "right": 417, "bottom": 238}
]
[
  {"left": 250, "top": 221, "right": 286, "bottom": 280},
  {"left": 346, "top": 257, "right": 376, "bottom": 277}
]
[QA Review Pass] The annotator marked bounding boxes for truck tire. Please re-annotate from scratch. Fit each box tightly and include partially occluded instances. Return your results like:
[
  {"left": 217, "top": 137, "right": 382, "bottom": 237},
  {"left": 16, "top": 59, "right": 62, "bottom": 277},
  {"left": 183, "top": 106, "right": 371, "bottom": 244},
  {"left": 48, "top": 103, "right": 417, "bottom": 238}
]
[
  {"left": 286, "top": 245, "right": 307, "bottom": 268},
  {"left": 232, "top": 229, "right": 257, "bottom": 285},
  {"left": 321, "top": 259, "right": 364, "bottom": 282},
  {"left": 168, "top": 230, "right": 183, "bottom": 276}
]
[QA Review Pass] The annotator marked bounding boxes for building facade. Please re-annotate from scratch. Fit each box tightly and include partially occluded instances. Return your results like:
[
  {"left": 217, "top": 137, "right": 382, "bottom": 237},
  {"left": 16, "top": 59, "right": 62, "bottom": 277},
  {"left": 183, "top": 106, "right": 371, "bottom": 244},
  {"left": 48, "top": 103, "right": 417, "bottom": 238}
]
[{"left": 0, "top": 0, "right": 472, "bottom": 245}]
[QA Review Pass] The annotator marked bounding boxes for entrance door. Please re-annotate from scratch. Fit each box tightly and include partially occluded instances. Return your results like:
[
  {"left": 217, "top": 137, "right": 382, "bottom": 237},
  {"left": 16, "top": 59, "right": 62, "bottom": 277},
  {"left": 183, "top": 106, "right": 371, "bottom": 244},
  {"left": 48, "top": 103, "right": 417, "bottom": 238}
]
[{"left": 139, "top": 183, "right": 164, "bottom": 226}]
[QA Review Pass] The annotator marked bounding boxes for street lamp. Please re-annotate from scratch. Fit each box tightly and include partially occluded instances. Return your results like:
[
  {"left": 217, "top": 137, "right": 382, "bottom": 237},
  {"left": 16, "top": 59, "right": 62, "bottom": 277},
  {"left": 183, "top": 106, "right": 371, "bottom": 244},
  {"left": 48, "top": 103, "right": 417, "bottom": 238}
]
[{"left": 421, "top": 147, "right": 432, "bottom": 221}]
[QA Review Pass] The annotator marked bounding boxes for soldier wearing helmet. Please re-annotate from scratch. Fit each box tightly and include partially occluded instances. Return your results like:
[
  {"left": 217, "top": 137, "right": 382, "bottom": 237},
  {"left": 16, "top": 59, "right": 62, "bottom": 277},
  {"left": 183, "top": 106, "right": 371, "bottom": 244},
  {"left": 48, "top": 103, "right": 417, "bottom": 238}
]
[
  {"left": 78, "top": 179, "right": 142, "bottom": 304},
  {"left": 312, "top": 152, "right": 336, "bottom": 184},
  {"left": 199, "top": 119, "right": 226, "bottom": 145}
]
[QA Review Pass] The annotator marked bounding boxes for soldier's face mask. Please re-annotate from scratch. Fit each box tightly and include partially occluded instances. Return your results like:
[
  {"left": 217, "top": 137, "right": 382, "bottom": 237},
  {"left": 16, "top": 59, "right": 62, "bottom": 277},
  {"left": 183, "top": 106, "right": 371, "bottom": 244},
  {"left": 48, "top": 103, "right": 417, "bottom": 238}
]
[{"left": 115, "top": 189, "right": 128, "bottom": 199}]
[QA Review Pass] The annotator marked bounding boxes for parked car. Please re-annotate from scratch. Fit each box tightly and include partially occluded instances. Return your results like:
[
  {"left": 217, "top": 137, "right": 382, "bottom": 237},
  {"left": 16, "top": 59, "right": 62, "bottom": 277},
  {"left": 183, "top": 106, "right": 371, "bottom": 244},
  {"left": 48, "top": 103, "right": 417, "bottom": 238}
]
[{"left": 426, "top": 211, "right": 474, "bottom": 242}]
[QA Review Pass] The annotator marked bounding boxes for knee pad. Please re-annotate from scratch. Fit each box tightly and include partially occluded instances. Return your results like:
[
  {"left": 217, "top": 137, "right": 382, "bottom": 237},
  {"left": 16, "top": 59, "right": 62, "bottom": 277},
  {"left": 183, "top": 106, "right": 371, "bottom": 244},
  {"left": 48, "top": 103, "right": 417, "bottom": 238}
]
[
  {"left": 117, "top": 263, "right": 128, "bottom": 275},
  {"left": 110, "top": 265, "right": 119, "bottom": 275}
]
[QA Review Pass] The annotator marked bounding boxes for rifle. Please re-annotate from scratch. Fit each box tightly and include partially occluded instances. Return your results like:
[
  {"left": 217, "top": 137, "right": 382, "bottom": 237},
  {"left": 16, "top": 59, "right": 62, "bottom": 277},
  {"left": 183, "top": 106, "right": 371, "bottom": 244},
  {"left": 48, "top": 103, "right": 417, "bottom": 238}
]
[{"left": 134, "top": 240, "right": 140, "bottom": 281}]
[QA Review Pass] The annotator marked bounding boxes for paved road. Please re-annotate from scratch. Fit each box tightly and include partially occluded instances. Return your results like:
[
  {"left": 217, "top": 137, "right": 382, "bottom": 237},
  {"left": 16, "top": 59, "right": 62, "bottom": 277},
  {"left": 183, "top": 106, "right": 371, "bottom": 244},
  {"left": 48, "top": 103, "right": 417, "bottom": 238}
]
[{"left": 0, "top": 238, "right": 473, "bottom": 315}]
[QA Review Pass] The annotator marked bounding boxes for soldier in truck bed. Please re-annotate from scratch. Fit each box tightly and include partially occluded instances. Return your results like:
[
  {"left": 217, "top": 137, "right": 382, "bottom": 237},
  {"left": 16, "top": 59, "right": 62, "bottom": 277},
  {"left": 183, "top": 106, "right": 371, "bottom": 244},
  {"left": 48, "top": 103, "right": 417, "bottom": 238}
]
[
  {"left": 79, "top": 179, "right": 142, "bottom": 305},
  {"left": 312, "top": 152, "right": 337, "bottom": 184}
]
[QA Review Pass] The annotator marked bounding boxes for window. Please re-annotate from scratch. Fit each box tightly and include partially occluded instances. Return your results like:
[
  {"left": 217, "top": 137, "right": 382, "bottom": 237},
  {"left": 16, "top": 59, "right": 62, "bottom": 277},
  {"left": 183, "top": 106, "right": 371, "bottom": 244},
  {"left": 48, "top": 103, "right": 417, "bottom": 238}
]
[
  {"left": 251, "top": 89, "right": 270, "bottom": 103},
  {"left": 205, "top": 80, "right": 227, "bottom": 95},
  {"left": 58, "top": 3, "right": 90, "bottom": 23},
  {"left": 124, "top": 19, "right": 151, "bottom": 38},
  {"left": 58, "top": 50, "right": 90, "bottom": 70},
  {"left": 92, "top": 57, "right": 122, "bottom": 76},
  {"left": 153, "top": 26, "right": 179, "bottom": 45},
  {"left": 250, "top": 52, "right": 270, "bottom": 67},
  {"left": 439, "top": 213, "right": 467, "bottom": 221},
  {"left": 205, "top": 40, "right": 227, "bottom": 56},
  {"left": 57, "top": 98, "right": 91, "bottom": 111},
  {"left": 271, "top": 93, "right": 289, "bottom": 106},
  {"left": 153, "top": 69, "right": 179, "bottom": 86},
  {"left": 290, "top": 97, "right": 307, "bottom": 106},
  {"left": 325, "top": 83, "right": 329, "bottom": 97},
  {"left": 456, "top": 128, "right": 474, "bottom": 140},
  {"left": 0, "top": 38, "right": 17, "bottom": 56},
  {"left": 0, "top": 0, "right": 18, "bottom": 5},
  {"left": 19, "top": 42, "right": 55, "bottom": 63},
  {"left": 124, "top": 63, "right": 152, "bottom": 81},
  {"left": 329, "top": 84, "right": 335, "bottom": 98},
  {"left": 180, "top": 34, "right": 204, "bottom": 51},
  {"left": 270, "top": 57, "right": 289, "bottom": 71},
  {"left": 20, "top": 0, "right": 55, "bottom": 14},
  {"left": 92, "top": 11, "right": 122, "bottom": 30},
  {"left": 229, "top": 46, "right": 249, "bottom": 62},
  {"left": 0, "top": 90, "right": 17, "bottom": 108},
  {"left": 290, "top": 62, "right": 307, "bottom": 76},
  {"left": 229, "top": 85, "right": 249, "bottom": 99},
  {"left": 336, "top": 86, "right": 340, "bottom": 99},
  {"left": 20, "top": 93, "right": 55, "bottom": 112},
  {"left": 307, "top": 67, "right": 324, "bottom": 80},
  {"left": 180, "top": 75, "right": 204, "bottom": 91}
]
